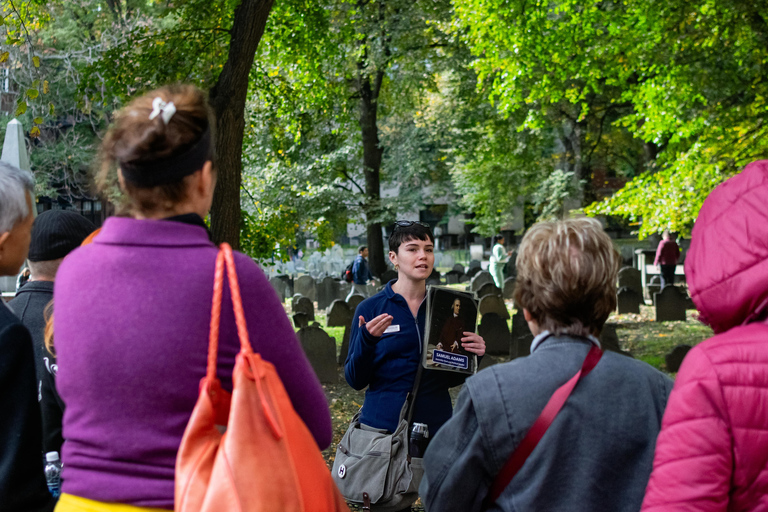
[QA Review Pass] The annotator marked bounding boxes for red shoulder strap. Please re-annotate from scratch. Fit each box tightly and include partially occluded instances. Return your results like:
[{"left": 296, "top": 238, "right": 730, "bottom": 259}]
[{"left": 482, "top": 344, "right": 602, "bottom": 509}]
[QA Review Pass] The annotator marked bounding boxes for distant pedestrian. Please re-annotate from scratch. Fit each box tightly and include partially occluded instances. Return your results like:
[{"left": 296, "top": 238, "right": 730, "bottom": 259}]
[
  {"left": 346, "top": 245, "right": 374, "bottom": 300},
  {"left": 654, "top": 230, "right": 680, "bottom": 288},
  {"left": 0, "top": 161, "right": 55, "bottom": 512},
  {"left": 489, "top": 234, "right": 512, "bottom": 288},
  {"left": 8, "top": 209, "right": 95, "bottom": 456}
]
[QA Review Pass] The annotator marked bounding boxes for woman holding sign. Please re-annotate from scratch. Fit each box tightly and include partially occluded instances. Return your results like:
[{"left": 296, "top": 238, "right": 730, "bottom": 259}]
[{"left": 344, "top": 221, "right": 486, "bottom": 438}]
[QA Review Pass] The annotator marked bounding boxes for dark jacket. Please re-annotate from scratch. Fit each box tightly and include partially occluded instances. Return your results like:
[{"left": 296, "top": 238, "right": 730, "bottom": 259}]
[
  {"left": 351, "top": 254, "right": 373, "bottom": 285},
  {"left": 0, "top": 302, "right": 56, "bottom": 512},
  {"left": 345, "top": 281, "right": 467, "bottom": 434},
  {"left": 420, "top": 335, "right": 673, "bottom": 512},
  {"left": 9, "top": 281, "right": 64, "bottom": 454}
]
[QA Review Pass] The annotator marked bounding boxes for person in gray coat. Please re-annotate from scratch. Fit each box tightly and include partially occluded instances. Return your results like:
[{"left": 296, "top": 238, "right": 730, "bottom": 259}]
[{"left": 420, "top": 217, "right": 674, "bottom": 512}]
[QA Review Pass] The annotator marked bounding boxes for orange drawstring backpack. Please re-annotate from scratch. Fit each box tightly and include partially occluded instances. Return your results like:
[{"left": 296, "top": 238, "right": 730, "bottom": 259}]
[{"left": 175, "top": 244, "right": 349, "bottom": 512}]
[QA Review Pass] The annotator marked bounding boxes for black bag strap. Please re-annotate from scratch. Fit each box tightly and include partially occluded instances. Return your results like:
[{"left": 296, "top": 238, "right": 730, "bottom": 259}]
[{"left": 404, "top": 360, "right": 425, "bottom": 426}]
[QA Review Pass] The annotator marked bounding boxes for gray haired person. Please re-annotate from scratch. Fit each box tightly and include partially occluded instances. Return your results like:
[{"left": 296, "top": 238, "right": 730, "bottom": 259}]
[{"left": 0, "top": 161, "right": 56, "bottom": 511}]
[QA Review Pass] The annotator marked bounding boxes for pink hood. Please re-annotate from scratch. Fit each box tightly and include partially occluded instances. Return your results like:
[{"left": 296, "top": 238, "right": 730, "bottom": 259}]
[{"left": 686, "top": 160, "right": 768, "bottom": 333}]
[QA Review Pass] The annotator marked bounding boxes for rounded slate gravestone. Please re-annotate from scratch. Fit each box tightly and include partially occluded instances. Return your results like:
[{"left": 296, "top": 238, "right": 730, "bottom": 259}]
[
  {"left": 469, "top": 260, "right": 482, "bottom": 270},
  {"left": 347, "top": 294, "right": 365, "bottom": 313},
  {"left": 511, "top": 309, "right": 533, "bottom": 359},
  {"left": 292, "top": 312, "right": 309, "bottom": 329},
  {"left": 478, "top": 295, "right": 509, "bottom": 320},
  {"left": 503, "top": 277, "right": 516, "bottom": 300},
  {"left": 453, "top": 264, "right": 466, "bottom": 273},
  {"left": 617, "top": 267, "right": 643, "bottom": 299},
  {"left": 665, "top": 344, "right": 692, "bottom": 373},
  {"left": 294, "top": 296, "right": 315, "bottom": 322},
  {"left": 654, "top": 285, "right": 687, "bottom": 322},
  {"left": 445, "top": 270, "right": 463, "bottom": 285},
  {"left": 295, "top": 275, "right": 316, "bottom": 302},
  {"left": 617, "top": 286, "right": 643, "bottom": 314},
  {"left": 466, "top": 267, "right": 482, "bottom": 279},
  {"left": 504, "top": 256, "right": 517, "bottom": 279},
  {"left": 326, "top": 300, "right": 353, "bottom": 328},
  {"left": 478, "top": 312, "right": 511, "bottom": 356},
  {"left": 470, "top": 271, "right": 494, "bottom": 292},
  {"left": 426, "top": 270, "right": 442, "bottom": 286},
  {"left": 316, "top": 276, "right": 339, "bottom": 311},
  {"left": 297, "top": 325, "right": 337, "bottom": 383},
  {"left": 269, "top": 276, "right": 287, "bottom": 302},
  {"left": 600, "top": 323, "right": 632, "bottom": 357},
  {"left": 476, "top": 282, "right": 502, "bottom": 299}
]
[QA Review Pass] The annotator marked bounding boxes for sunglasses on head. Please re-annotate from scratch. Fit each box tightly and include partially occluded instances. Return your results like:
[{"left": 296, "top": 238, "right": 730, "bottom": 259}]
[{"left": 393, "top": 220, "right": 430, "bottom": 230}]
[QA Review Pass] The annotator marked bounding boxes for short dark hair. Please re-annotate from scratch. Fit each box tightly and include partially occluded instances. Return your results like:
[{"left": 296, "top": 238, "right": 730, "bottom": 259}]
[
  {"left": 389, "top": 222, "right": 434, "bottom": 253},
  {"left": 358, "top": 245, "right": 367, "bottom": 253},
  {"left": 492, "top": 234, "right": 504, "bottom": 245}
]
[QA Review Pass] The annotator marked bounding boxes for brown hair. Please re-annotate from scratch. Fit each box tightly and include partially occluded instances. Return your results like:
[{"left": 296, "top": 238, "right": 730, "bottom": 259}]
[
  {"left": 513, "top": 217, "right": 619, "bottom": 337},
  {"left": 96, "top": 84, "right": 215, "bottom": 215}
]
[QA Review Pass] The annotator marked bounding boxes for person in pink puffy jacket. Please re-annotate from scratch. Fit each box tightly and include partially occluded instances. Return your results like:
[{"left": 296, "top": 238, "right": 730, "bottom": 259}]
[{"left": 641, "top": 160, "right": 768, "bottom": 511}]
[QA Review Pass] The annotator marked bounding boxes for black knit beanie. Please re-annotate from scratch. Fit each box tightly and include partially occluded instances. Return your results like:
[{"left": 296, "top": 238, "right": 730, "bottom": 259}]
[{"left": 27, "top": 210, "right": 96, "bottom": 262}]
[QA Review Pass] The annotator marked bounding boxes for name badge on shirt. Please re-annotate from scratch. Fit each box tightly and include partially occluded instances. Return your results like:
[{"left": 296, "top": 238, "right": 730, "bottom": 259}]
[{"left": 384, "top": 324, "right": 400, "bottom": 334}]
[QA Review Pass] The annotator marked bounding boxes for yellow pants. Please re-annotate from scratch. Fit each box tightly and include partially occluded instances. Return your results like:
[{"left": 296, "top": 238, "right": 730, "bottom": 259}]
[{"left": 55, "top": 493, "right": 170, "bottom": 512}]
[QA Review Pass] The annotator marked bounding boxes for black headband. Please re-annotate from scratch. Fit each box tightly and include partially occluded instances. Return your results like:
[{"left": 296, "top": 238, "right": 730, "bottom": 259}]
[{"left": 119, "top": 127, "right": 212, "bottom": 188}]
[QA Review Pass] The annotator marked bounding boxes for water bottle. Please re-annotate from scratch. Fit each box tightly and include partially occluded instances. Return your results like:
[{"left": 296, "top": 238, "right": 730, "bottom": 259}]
[
  {"left": 409, "top": 423, "right": 429, "bottom": 458},
  {"left": 44, "top": 451, "right": 62, "bottom": 498}
]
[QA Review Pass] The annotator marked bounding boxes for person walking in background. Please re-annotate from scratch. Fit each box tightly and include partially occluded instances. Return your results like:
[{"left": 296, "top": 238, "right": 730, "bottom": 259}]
[
  {"left": 0, "top": 161, "right": 56, "bottom": 512},
  {"left": 8, "top": 210, "right": 96, "bottom": 457},
  {"left": 654, "top": 230, "right": 680, "bottom": 288},
  {"left": 489, "top": 234, "right": 512, "bottom": 289},
  {"left": 52, "top": 84, "right": 332, "bottom": 511},
  {"left": 642, "top": 160, "right": 768, "bottom": 511},
  {"left": 346, "top": 245, "right": 374, "bottom": 300},
  {"left": 420, "top": 218, "right": 673, "bottom": 512}
]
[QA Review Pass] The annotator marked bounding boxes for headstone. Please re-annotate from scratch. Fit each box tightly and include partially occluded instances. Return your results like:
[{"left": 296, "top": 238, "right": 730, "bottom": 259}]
[
  {"left": 466, "top": 267, "right": 482, "bottom": 279},
  {"left": 478, "top": 295, "right": 509, "bottom": 320},
  {"left": 504, "top": 257, "right": 516, "bottom": 279},
  {"left": 297, "top": 325, "right": 338, "bottom": 383},
  {"left": 337, "top": 281, "right": 352, "bottom": 301},
  {"left": 338, "top": 327, "right": 351, "bottom": 365},
  {"left": 470, "top": 271, "right": 494, "bottom": 292},
  {"left": 381, "top": 269, "right": 398, "bottom": 283},
  {"left": 476, "top": 282, "right": 502, "bottom": 299},
  {"left": 654, "top": 285, "right": 687, "bottom": 322},
  {"left": 665, "top": 344, "right": 692, "bottom": 373},
  {"left": 469, "top": 259, "right": 482, "bottom": 270},
  {"left": 276, "top": 275, "right": 293, "bottom": 297},
  {"left": 441, "top": 254, "right": 455, "bottom": 268},
  {"left": 616, "top": 286, "right": 643, "bottom": 314},
  {"left": 292, "top": 312, "right": 309, "bottom": 329},
  {"left": 503, "top": 277, "right": 516, "bottom": 300},
  {"left": 1, "top": 118, "right": 31, "bottom": 171},
  {"left": 617, "top": 267, "right": 643, "bottom": 298},
  {"left": 459, "top": 274, "right": 471, "bottom": 283},
  {"left": 426, "top": 269, "right": 441, "bottom": 286},
  {"left": 445, "top": 270, "right": 463, "bottom": 285},
  {"left": 269, "top": 276, "right": 288, "bottom": 302},
  {"left": 647, "top": 275, "right": 662, "bottom": 300},
  {"left": 600, "top": 323, "right": 632, "bottom": 357},
  {"left": 511, "top": 309, "right": 533, "bottom": 359},
  {"left": 295, "top": 275, "right": 316, "bottom": 302},
  {"left": 294, "top": 296, "right": 315, "bottom": 322},
  {"left": 452, "top": 264, "right": 465, "bottom": 273},
  {"left": 326, "top": 300, "right": 353, "bottom": 328},
  {"left": 317, "top": 276, "right": 339, "bottom": 311},
  {"left": 478, "top": 312, "right": 511, "bottom": 356},
  {"left": 347, "top": 294, "right": 365, "bottom": 312},
  {"left": 477, "top": 355, "right": 499, "bottom": 372}
]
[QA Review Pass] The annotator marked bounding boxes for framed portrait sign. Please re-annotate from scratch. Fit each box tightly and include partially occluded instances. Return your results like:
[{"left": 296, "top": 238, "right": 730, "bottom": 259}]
[{"left": 422, "top": 286, "right": 479, "bottom": 375}]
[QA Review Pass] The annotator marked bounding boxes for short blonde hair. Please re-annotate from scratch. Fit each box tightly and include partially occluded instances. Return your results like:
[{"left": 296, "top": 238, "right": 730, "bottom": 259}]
[{"left": 513, "top": 217, "right": 619, "bottom": 336}]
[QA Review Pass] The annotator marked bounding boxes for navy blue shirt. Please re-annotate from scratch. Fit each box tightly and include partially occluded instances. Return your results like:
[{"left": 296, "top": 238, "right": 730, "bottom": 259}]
[
  {"left": 345, "top": 281, "right": 467, "bottom": 434},
  {"left": 351, "top": 254, "right": 373, "bottom": 285}
]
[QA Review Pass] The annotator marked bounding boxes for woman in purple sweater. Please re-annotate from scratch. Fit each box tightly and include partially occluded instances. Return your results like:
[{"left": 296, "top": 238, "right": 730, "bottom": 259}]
[{"left": 53, "top": 85, "right": 332, "bottom": 510}]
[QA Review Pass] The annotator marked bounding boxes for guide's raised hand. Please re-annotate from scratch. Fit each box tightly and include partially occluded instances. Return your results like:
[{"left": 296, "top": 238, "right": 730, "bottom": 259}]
[
  {"left": 461, "top": 332, "right": 486, "bottom": 356},
  {"left": 358, "top": 313, "right": 394, "bottom": 338}
]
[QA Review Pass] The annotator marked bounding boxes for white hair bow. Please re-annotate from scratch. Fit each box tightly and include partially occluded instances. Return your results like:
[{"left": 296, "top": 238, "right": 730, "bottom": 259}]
[{"left": 149, "top": 96, "right": 177, "bottom": 125}]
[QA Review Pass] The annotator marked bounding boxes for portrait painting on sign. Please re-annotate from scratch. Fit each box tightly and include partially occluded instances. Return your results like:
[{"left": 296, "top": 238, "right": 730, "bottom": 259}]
[{"left": 423, "top": 287, "right": 478, "bottom": 375}]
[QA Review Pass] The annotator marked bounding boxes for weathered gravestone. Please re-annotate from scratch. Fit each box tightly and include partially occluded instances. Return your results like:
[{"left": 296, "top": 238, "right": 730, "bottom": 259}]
[
  {"left": 600, "top": 323, "right": 632, "bottom": 357},
  {"left": 453, "top": 264, "right": 466, "bottom": 273},
  {"left": 381, "top": 269, "right": 398, "bottom": 284},
  {"left": 511, "top": 309, "right": 533, "bottom": 359},
  {"left": 276, "top": 274, "right": 293, "bottom": 296},
  {"left": 292, "top": 312, "right": 309, "bottom": 329},
  {"left": 504, "top": 257, "right": 517, "bottom": 279},
  {"left": 503, "top": 277, "right": 516, "bottom": 300},
  {"left": 445, "top": 270, "right": 463, "bottom": 285},
  {"left": 476, "top": 282, "right": 502, "bottom": 299},
  {"left": 459, "top": 273, "right": 471, "bottom": 283},
  {"left": 426, "top": 270, "right": 442, "bottom": 286},
  {"left": 479, "top": 295, "right": 509, "bottom": 320},
  {"left": 470, "top": 271, "right": 494, "bottom": 293},
  {"left": 665, "top": 344, "right": 692, "bottom": 373},
  {"left": 294, "top": 296, "right": 315, "bottom": 322},
  {"left": 655, "top": 286, "right": 687, "bottom": 322},
  {"left": 316, "top": 276, "right": 340, "bottom": 311},
  {"left": 269, "top": 276, "right": 288, "bottom": 302},
  {"left": 466, "top": 267, "right": 482, "bottom": 279},
  {"left": 347, "top": 294, "right": 365, "bottom": 313},
  {"left": 297, "top": 325, "right": 337, "bottom": 383},
  {"left": 327, "top": 300, "right": 354, "bottom": 365},
  {"left": 617, "top": 286, "right": 643, "bottom": 314},
  {"left": 478, "top": 312, "right": 511, "bottom": 356},
  {"left": 295, "top": 275, "right": 316, "bottom": 302},
  {"left": 337, "top": 281, "right": 352, "bottom": 301},
  {"left": 647, "top": 276, "right": 662, "bottom": 301},
  {"left": 469, "top": 259, "right": 482, "bottom": 270},
  {"left": 617, "top": 267, "right": 643, "bottom": 299}
]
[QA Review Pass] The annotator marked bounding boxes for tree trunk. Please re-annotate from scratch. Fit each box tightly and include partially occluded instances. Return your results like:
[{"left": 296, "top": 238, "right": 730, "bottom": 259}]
[{"left": 208, "top": 0, "right": 275, "bottom": 248}]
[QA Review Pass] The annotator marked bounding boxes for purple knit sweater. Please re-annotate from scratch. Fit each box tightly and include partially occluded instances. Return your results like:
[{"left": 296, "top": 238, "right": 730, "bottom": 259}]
[{"left": 54, "top": 217, "right": 331, "bottom": 508}]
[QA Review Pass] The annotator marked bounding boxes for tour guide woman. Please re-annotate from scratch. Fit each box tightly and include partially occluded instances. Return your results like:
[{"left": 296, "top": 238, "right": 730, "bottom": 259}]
[
  {"left": 345, "top": 221, "right": 486, "bottom": 437},
  {"left": 52, "top": 85, "right": 332, "bottom": 511}
]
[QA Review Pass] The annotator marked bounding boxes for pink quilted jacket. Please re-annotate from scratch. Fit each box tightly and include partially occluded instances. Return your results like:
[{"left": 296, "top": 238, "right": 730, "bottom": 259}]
[{"left": 642, "top": 160, "right": 768, "bottom": 511}]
